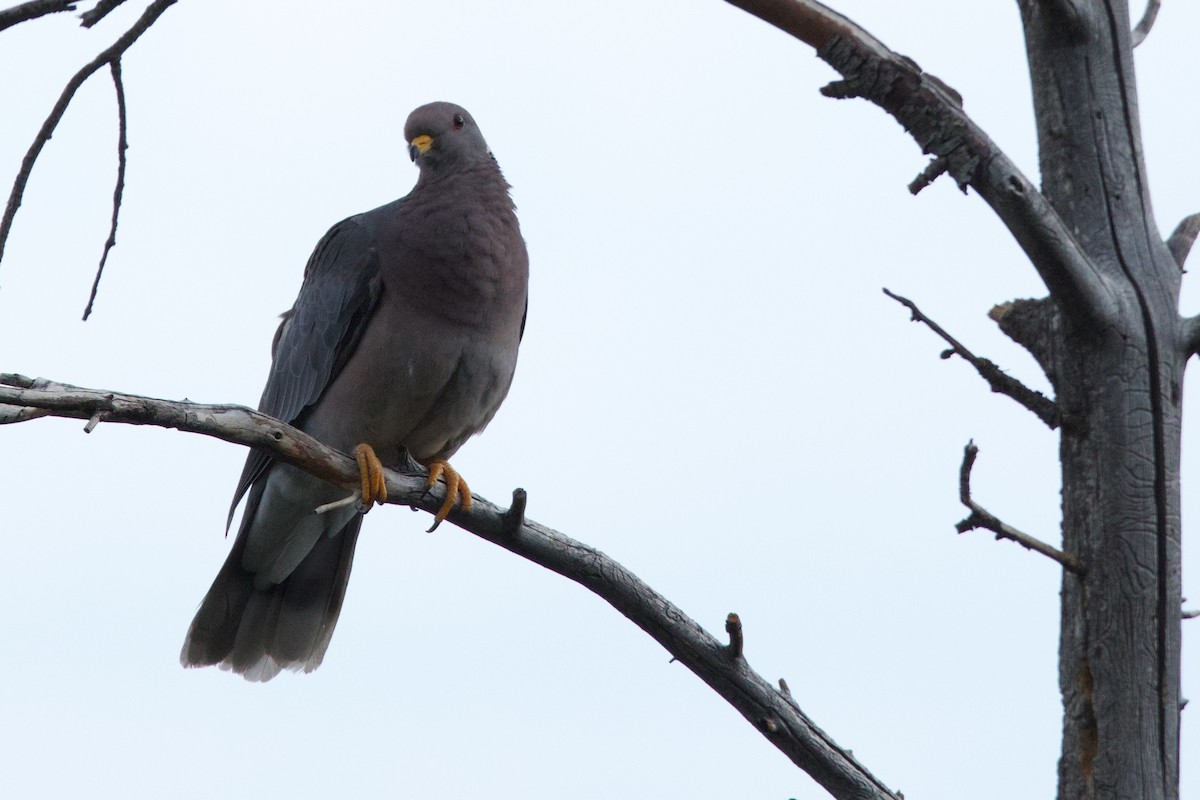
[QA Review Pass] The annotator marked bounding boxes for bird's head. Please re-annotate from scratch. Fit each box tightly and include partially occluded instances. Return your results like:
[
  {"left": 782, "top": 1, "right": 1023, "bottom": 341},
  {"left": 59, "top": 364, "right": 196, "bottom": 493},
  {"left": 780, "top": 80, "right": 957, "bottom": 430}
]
[{"left": 405, "top": 102, "right": 494, "bottom": 174}]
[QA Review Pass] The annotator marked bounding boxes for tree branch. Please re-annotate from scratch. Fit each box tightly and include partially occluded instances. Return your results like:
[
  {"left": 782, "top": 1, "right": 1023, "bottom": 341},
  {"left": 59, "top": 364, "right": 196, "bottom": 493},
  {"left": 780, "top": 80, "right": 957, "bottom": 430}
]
[
  {"left": 1167, "top": 212, "right": 1200, "bottom": 268},
  {"left": 956, "top": 440, "right": 1082, "bottom": 573},
  {"left": 0, "top": 373, "right": 901, "bottom": 800},
  {"left": 0, "top": 0, "right": 75, "bottom": 33},
  {"left": 82, "top": 58, "right": 127, "bottom": 320},
  {"left": 723, "top": 0, "right": 1118, "bottom": 329},
  {"left": 80, "top": 0, "right": 128, "bottom": 28},
  {"left": 1131, "top": 0, "right": 1161, "bottom": 48},
  {"left": 883, "top": 288, "right": 1062, "bottom": 429},
  {"left": 0, "top": 0, "right": 176, "bottom": 268}
]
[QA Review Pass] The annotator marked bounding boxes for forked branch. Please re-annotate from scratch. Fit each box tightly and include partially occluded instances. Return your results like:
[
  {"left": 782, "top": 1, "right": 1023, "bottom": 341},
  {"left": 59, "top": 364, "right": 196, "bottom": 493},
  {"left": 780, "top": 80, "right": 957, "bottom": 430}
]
[
  {"left": 0, "top": 373, "right": 901, "bottom": 800},
  {"left": 0, "top": 0, "right": 176, "bottom": 281},
  {"left": 723, "top": 0, "right": 1116, "bottom": 328}
]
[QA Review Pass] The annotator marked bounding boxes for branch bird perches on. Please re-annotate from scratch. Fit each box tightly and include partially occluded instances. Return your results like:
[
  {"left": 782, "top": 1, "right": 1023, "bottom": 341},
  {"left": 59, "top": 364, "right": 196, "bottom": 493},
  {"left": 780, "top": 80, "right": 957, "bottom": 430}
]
[{"left": 0, "top": 373, "right": 901, "bottom": 800}]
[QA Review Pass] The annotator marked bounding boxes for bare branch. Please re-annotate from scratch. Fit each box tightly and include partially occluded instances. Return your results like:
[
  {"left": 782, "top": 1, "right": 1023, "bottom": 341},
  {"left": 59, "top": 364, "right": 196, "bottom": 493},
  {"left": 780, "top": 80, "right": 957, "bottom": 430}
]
[
  {"left": 956, "top": 440, "right": 1082, "bottom": 573},
  {"left": 79, "top": 0, "right": 127, "bottom": 28},
  {"left": 1131, "top": 0, "right": 1162, "bottom": 47},
  {"left": 723, "top": 0, "right": 1117, "bottom": 329},
  {"left": 0, "top": 0, "right": 75, "bottom": 33},
  {"left": 81, "top": 59, "right": 128, "bottom": 320},
  {"left": 0, "top": 373, "right": 902, "bottom": 800},
  {"left": 883, "top": 288, "right": 1062, "bottom": 429},
  {"left": 1167, "top": 212, "right": 1200, "bottom": 268},
  {"left": 1183, "top": 609, "right": 1199, "bottom": 620},
  {"left": 0, "top": 0, "right": 176, "bottom": 267}
]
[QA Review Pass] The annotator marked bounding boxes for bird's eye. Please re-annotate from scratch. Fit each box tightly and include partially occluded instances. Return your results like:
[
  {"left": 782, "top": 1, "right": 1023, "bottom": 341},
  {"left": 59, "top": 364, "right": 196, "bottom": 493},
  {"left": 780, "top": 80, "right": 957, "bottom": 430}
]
[{"left": 452, "top": 113, "right": 466, "bottom": 130}]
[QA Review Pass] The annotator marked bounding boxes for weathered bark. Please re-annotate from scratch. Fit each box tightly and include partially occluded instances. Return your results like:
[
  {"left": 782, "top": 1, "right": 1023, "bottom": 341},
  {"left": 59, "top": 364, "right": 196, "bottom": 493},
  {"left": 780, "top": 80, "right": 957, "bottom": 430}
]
[
  {"left": 725, "top": 2, "right": 1183, "bottom": 798},
  {"left": 1017, "top": 4, "right": 1182, "bottom": 799}
]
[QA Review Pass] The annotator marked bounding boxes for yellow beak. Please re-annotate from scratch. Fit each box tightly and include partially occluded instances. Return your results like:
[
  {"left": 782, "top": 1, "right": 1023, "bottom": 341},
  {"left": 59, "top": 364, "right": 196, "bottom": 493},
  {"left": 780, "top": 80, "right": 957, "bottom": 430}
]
[{"left": 409, "top": 134, "right": 433, "bottom": 161}]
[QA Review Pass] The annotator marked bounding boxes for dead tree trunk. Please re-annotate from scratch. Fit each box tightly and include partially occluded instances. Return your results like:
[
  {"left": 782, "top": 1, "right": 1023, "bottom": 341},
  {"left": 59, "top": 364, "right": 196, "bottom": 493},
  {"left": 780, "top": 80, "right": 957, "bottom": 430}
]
[
  {"left": 1013, "top": 3, "right": 1183, "bottom": 798},
  {"left": 725, "top": 1, "right": 1185, "bottom": 798}
]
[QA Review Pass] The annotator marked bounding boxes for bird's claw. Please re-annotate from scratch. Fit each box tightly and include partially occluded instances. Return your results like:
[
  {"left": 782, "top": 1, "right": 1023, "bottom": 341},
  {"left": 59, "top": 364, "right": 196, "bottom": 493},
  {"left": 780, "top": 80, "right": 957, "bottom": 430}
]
[
  {"left": 354, "top": 443, "right": 388, "bottom": 508},
  {"left": 422, "top": 460, "right": 472, "bottom": 532}
]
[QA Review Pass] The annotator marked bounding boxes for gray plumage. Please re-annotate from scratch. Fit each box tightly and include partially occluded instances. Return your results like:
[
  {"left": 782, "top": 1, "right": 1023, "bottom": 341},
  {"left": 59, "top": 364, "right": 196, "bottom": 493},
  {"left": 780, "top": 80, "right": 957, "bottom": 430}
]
[{"left": 180, "top": 102, "right": 528, "bottom": 681}]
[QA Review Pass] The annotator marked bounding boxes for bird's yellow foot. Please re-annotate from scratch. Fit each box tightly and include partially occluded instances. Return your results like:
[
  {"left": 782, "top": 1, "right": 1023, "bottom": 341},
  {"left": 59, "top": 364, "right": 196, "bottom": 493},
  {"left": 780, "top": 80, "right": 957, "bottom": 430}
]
[
  {"left": 419, "top": 459, "right": 472, "bottom": 531},
  {"left": 354, "top": 443, "right": 388, "bottom": 507}
]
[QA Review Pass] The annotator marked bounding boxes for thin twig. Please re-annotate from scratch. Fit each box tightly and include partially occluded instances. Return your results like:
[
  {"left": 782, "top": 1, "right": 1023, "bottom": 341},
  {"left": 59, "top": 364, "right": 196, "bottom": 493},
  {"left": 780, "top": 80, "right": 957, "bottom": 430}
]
[
  {"left": 1167, "top": 213, "right": 1200, "bottom": 268},
  {"left": 82, "top": 58, "right": 127, "bottom": 320},
  {"left": 0, "top": 373, "right": 902, "bottom": 800},
  {"left": 956, "top": 440, "right": 1082, "bottom": 573},
  {"left": 79, "top": 0, "right": 127, "bottom": 27},
  {"left": 0, "top": 0, "right": 176, "bottom": 267},
  {"left": 1132, "top": 0, "right": 1162, "bottom": 48},
  {"left": 1183, "top": 609, "right": 1198, "bottom": 620},
  {"left": 883, "top": 288, "right": 1062, "bottom": 429},
  {"left": 0, "top": 0, "right": 75, "bottom": 33}
]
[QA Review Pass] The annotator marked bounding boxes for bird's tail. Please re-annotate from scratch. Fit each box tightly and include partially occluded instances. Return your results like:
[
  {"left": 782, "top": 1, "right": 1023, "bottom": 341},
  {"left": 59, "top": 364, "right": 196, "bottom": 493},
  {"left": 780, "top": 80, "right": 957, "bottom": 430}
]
[{"left": 180, "top": 483, "right": 362, "bottom": 682}]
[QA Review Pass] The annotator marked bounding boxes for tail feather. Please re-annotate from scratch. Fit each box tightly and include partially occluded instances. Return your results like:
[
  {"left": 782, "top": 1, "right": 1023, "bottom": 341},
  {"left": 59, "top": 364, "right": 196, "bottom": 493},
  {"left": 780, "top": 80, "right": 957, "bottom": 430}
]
[{"left": 181, "top": 477, "right": 363, "bottom": 681}]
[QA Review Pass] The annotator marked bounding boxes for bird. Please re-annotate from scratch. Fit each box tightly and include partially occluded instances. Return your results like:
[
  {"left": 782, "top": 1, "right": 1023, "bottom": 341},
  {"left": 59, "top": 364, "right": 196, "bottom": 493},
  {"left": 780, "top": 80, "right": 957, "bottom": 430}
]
[{"left": 180, "top": 101, "right": 529, "bottom": 681}]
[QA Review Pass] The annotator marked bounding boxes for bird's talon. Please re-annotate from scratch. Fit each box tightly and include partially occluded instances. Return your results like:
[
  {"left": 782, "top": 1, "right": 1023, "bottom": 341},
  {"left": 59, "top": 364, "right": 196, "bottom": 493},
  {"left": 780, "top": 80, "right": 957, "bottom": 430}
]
[
  {"left": 354, "top": 443, "right": 387, "bottom": 507},
  {"left": 421, "top": 459, "right": 470, "bottom": 532}
]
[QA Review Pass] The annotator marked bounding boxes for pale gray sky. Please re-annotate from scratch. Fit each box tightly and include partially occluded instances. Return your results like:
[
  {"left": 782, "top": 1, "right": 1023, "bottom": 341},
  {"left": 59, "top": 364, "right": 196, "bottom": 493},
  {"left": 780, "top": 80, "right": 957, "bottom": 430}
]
[{"left": 1, "top": 2, "right": 1196, "bottom": 798}]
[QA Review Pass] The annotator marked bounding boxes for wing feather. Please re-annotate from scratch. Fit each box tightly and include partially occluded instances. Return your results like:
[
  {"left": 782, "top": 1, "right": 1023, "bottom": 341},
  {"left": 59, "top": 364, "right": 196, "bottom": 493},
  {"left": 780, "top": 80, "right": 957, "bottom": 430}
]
[{"left": 226, "top": 216, "right": 385, "bottom": 528}]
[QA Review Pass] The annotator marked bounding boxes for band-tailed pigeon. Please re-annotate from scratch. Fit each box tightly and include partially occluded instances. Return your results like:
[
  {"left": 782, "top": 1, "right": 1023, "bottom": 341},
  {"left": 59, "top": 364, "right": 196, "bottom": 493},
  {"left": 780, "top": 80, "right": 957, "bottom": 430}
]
[{"left": 180, "top": 102, "right": 529, "bottom": 681}]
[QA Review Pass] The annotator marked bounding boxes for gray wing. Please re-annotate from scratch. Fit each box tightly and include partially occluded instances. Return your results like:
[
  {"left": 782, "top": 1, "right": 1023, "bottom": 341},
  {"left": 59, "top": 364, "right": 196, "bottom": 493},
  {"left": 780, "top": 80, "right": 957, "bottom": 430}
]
[{"left": 227, "top": 216, "right": 384, "bottom": 528}]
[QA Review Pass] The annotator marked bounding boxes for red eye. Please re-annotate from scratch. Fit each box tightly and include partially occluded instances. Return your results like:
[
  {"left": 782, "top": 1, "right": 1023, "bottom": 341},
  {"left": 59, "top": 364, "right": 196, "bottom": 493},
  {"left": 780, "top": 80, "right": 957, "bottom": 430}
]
[{"left": 452, "top": 113, "right": 465, "bottom": 130}]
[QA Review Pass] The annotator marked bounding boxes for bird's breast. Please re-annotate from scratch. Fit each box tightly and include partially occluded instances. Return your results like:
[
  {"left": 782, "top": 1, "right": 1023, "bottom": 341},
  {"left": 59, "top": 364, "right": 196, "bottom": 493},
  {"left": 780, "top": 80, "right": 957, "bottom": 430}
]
[{"left": 386, "top": 194, "right": 528, "bottom": 332}]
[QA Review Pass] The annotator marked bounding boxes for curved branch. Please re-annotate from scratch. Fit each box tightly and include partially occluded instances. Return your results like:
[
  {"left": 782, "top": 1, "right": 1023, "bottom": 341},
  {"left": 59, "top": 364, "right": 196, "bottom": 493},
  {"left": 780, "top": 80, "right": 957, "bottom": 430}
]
[
  {"left": 0, "top": 373, "right": 901, "bottom": 800},
  {"left": 0, "top": 0, "right": 75, "bottom": 33},
  {"left": 1131, "top": 0, "right": 1161, "bottom": 48},
  {"left": 957, "top": 441, "right": 1082, "bottom": 573},
  {"left": 724, "top": 0, "right": 1117, "bottom": 329},
  {"left": 0, "top": 0, "right": 176, "bottom": 267}
]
